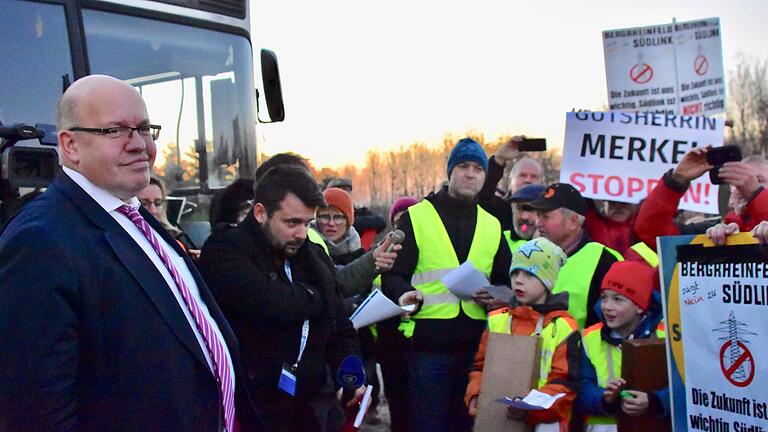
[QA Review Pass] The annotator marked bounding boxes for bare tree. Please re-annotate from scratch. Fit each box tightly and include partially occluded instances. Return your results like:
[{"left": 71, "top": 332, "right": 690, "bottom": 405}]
[{"left": 727, "top": 54, "right": 768, "bottom": 157}]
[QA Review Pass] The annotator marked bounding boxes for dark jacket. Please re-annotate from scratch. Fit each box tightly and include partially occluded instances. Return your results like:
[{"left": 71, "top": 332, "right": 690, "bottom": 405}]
[
  {"left": 478, "top": 155, "right": 514, "bottom": 231},
  {"left": 198, "top": 212, "right": 360, "bottom": 430},
  {"left": 579, "top": 291, "right": 670, "bottom": 419},
  {"left": 0, "top": 173, "right": 239, "bottom": 432},
  {"left": 381, "top": 187, "right": 512, "bottom": 353}
]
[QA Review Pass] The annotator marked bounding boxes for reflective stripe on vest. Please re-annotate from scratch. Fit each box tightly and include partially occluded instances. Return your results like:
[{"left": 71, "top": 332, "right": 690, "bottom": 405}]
[
  {"left": 630, "top": 242, "right": 659, "bottom": 267},
  {"left": 503, "top": 230, "right": 526, "bottom": 255},
  {"left": 484, "top": 309, "right": 577, "bottom": 389},
  {"left": 554, "top": 243, "right": 623, "bottom": 329},
  {"left": 408, "top": 200, "right": 501, "bottom": 321},
  {"left": 582, "top": 322, "right": 666, "bottom": 425},
  {"left": 307, "top": 227, "right": 330, "bottom": 256}
]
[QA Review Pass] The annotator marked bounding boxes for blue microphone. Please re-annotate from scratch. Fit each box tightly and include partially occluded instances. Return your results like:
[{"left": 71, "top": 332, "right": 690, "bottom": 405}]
[{"left": 336, "top": 355, "right": 366, "bottom": 388}]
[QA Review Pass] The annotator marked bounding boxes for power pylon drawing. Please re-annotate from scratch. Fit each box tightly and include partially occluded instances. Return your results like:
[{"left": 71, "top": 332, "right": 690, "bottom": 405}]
[{"left": 713, "top": 311, "right": 757, "bottom": 382}]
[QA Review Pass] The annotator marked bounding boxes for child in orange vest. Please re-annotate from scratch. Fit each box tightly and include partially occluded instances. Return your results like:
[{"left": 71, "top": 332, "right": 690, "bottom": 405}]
[{"left": 465, "top": 237, "right": 581, "bottom": 432}]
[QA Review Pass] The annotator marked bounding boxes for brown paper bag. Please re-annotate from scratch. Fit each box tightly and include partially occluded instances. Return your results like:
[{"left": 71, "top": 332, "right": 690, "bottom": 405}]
[
  {"left": 473, "top": 333, "right": 541, "bottom": 432},
  {"left": 618, "top": 338, "right": 671, "bottom": 432}
]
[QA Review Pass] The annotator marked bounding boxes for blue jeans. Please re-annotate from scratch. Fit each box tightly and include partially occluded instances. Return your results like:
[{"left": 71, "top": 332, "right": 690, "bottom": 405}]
[{"left": 408, "top": 351, "right": 475, "bottom": 432}]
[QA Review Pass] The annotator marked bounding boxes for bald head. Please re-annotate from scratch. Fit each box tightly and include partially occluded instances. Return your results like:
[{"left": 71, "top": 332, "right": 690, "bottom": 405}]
[
  {"left": 56, "top": 74, "right": 157, "bottom": 200},
  {"left": 509, "top": 157, "right": 543, "bottom": 194}
]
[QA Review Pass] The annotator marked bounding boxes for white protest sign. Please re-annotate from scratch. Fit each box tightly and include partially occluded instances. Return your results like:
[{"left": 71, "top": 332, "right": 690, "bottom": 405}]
[
  {"left": 603, "top": 17, "right": 725, "bottom": 116},
  {"left": 561, "top": 111, "right": 725, "bottom": 214},
  {"left": 676, "top": 243, "right": 768, "bottom": 431}
]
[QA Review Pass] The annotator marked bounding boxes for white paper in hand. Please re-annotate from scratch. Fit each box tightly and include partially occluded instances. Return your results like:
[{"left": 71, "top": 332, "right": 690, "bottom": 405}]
[
  {"left": 497, "top": 389, "right": 565, "bottom": 410},
  {"left": 353, "top": 385, "right": 374, "bottom": 427},
  {"left": 349, "top": 289, "right": 415, "bottom": 329},
  {"left": 440, "top": 261, "right": 489, "bottom": 300}
]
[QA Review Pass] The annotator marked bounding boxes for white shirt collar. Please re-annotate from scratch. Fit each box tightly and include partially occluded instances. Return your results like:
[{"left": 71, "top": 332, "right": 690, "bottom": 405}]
[{"left": 62, "top": 166, "right": 140, "bottom": 212}]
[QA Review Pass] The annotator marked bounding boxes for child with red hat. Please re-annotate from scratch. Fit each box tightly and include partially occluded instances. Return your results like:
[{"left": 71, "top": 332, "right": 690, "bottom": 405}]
[{"left": 579, "top": 261, "right": 669, "bottom": 431}]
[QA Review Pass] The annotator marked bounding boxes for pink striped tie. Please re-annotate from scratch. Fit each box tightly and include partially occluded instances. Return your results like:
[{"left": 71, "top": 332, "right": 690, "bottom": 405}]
[{"left": 118, "top": 205, "right": 234, "bottom": 431}]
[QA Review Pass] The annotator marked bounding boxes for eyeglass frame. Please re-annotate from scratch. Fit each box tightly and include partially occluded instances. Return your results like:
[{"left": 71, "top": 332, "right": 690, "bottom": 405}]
[
  {"left": 69, "top": 124, "right": 162, "bottom": 140},
  {"left": 139, "top": 198, "right": 166, "bottom": 208},
  {"left": 316, "top": 213, "right": 348, "bottom": 224}
]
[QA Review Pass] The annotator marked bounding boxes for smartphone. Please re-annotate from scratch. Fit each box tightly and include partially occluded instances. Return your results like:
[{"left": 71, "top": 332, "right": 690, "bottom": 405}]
[
  {"left": 706, "top": 145, "right": 742, "bottom": 184},
  {"left": 518, "top": 138, "right": 547, "bottom": 152}
]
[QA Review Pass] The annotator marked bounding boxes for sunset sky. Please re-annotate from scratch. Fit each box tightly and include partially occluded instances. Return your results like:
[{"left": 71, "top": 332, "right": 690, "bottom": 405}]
[{"left": 250, "top": 0, "right": 768, "bottom": 168}]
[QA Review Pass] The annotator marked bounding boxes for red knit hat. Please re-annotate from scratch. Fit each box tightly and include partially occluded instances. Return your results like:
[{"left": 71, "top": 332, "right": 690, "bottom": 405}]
[
  {"left": 323, "top": 187, "right": 354, "bottom": 225},
  {"left": 600, "top": 261, "right": 654, "bottom": 310}
]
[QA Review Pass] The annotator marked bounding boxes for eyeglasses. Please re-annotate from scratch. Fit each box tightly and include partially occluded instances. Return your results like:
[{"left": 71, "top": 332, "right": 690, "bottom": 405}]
[
  {"left": 139, "top": 198, "right": 165, "bottom": 208},
  {"left": 316, "top": 214, "right": 347, "bottom": 224},
  {"left": 69, "top": 125, "right": 161, "bottom": 140}
]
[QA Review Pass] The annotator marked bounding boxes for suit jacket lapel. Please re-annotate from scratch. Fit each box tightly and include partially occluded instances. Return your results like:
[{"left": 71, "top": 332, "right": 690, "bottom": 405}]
[
  {"left": 54, "top": 173, "right": 211, "bottom": 370},
  {"left": 142, "top": 207, "right": 241, "bottom": 371}
]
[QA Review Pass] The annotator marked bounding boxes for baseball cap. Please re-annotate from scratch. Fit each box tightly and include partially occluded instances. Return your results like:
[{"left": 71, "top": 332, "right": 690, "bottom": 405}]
[
  {"left": 528, "top": 183, "right": 587, "bottom": 216},
  {"left": 509, "top": 184, "right": 546, "bottom": 203}
]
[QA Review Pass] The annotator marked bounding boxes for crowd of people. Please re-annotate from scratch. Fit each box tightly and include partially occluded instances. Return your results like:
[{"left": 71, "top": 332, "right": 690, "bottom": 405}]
[{"left": 1, "top": 74, "right": 768, "bottom": 432}]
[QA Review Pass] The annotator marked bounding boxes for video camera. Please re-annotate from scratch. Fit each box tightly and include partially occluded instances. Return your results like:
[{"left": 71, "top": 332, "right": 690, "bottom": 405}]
[{"left": 0, "top": 122, "right": 59, "bottom": 201}]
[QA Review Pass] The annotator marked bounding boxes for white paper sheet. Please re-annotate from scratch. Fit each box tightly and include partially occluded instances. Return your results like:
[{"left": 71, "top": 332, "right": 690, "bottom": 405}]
[
  {"left": 497, "top": 389, "right": 565, "bottom": 410},
  {"left": 353, "top": 385, "right": 374, "bottom": 427},
  {"left": 440, "top": 261, "right": 489, "bottom": 300},
  {"left": 349, "top": 289, "right": 416, "bottom": 329}
]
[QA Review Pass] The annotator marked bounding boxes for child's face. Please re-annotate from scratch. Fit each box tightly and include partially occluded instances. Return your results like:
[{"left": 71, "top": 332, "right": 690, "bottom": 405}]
[
  {"left": 600, "top": 290, "right": 644, "bottom": 335},
  {"left": 512, "top": 270, "right": 548, "bottom": 305}
]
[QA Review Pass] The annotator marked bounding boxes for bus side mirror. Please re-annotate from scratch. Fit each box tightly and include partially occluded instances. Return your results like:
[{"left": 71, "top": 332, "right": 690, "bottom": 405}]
[{"left": 260, "top": 48, "right": 285, "bottom": 122}]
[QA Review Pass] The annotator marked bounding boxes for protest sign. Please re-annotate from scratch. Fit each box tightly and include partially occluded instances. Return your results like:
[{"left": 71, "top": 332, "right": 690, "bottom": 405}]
[
  {"left": 658, "top": 233, "right": 768, "bottom": 432},
  {"left": 603, "top": 17, "right": 725, "bottom": 116},
  {"left": 561, "top": 111, "right": 725, "bottom": 213}
]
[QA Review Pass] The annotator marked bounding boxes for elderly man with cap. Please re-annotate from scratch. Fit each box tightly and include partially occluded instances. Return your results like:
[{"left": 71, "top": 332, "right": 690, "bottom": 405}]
[
  {"left": 381, "top": 137, "right": 511, "bottom": 432},
  {"left": 530, "top": 183, "right": 623, "bottom": 329}
]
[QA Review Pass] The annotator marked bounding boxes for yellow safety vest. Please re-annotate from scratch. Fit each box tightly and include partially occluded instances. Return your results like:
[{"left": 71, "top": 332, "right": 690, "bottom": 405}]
[
  {"left": 487, "top": 308, "right": 578, "bottom": 389},
  {"left": 307, "top": 226, "right": 330, "bottom": 256},
  {"left": 630, "top": 242, "right": 659, "bottom": 267},
  {"left": 407, "top": 200, "right": 500, "bottom": 322},
  {"left": 582, "top": 322, "right": 666, "bottom": 426},
  {"left": 554, "top": 243, "right": 623, "bottom": 329},
  {"left": 503, "top": 230, "right": 526, "bottom": 254}
]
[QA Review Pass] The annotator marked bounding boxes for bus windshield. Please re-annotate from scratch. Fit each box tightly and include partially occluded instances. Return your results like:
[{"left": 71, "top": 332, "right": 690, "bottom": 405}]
[{"left": 82, "top": 9, "right": 257, "bottom": 191}]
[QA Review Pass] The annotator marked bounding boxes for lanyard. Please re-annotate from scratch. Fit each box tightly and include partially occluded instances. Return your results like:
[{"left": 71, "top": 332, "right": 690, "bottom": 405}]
[{"left": 285, "top": 260, "right": 310, "bottom": 368}]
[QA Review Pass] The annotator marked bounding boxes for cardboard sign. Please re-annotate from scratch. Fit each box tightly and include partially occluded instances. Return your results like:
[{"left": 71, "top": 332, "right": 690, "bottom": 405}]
[
  {"left": 658, "top": 233, "right": 768, "bottom": 432},
  {"left": 474, "top": 333, "right": 541, "bottom": 432},
  {"left": 561, "top": 111, "right": 725, "bottom": 213},
  {"left": 603, "top": 17, "right": 725, "bottom": 116}
]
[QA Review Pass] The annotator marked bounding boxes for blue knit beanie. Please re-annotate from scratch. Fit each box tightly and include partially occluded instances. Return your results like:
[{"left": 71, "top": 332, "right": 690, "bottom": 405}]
[{"left": 447, "top": 138, "right": 488, "bottom": 177}]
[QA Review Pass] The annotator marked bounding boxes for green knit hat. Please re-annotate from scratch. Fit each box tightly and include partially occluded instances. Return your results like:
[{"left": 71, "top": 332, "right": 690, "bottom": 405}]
[{"left": 509, "top": 237, "right": 567, "bottom": 291}]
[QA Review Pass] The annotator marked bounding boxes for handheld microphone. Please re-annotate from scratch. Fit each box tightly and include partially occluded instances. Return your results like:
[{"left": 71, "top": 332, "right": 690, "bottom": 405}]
[
  {"left": 386, "top": 229, "right": 405, "bottom": 253},
  {"left": 337, "top": 355, "right": 366, "bottom": 388}
]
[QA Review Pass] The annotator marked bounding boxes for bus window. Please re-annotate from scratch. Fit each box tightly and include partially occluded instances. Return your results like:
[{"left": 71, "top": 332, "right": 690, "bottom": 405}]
[
  {"left": 82, "top": 9, "right": 257, "bottom": 193},
  {"left": 0, "top": 2, "right": 73, "bottom": 127}
]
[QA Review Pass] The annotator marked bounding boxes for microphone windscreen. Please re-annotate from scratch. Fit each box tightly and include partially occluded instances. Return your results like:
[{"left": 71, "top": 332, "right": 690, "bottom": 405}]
[{"left": 336, "top": 355, "right": 366, "bottom": 388}]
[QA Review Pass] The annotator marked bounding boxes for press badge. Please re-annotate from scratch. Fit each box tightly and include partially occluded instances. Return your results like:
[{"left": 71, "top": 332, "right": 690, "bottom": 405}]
[{"left": 278, "top": 364, "right": 297, "bottom": 396}]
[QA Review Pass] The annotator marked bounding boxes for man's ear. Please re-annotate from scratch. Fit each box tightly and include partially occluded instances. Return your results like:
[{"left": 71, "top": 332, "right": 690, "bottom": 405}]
[
  {"left": 253, "top": 202, "right": 267, "bottom": 224},
  {"left": 58, "top": 130, "right": 79, "bottom": 165}
]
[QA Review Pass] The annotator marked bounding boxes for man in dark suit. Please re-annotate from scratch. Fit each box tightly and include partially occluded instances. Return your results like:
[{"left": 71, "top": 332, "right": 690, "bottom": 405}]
[{"left": 0, "top": 74, "right": 240, "bottom": 432}]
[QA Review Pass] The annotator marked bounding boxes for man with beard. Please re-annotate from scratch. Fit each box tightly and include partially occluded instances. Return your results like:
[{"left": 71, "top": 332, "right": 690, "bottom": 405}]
[
  {"left": 382, "top": 138, "right": 511, "bottom": 432},
  {"left": 198, "top": 165, "right": 362, "bottom": 432},
  {"left": 505, "top": 183, "right": 546, "bottom": 253}
]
